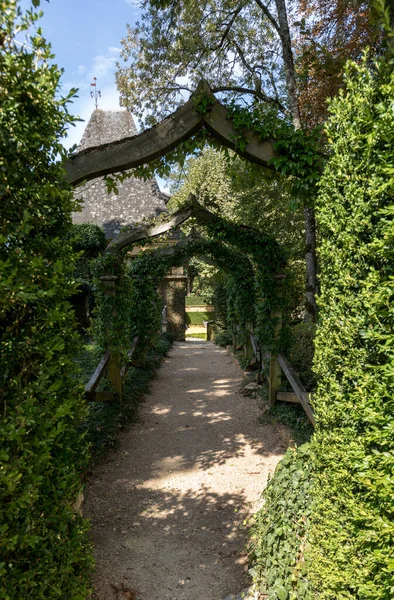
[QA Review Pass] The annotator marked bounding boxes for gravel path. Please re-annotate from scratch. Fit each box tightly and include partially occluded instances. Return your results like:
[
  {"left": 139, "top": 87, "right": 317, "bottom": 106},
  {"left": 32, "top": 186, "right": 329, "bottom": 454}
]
[{"left": 84, "top": 340, "right": 288, "bottom": 600}]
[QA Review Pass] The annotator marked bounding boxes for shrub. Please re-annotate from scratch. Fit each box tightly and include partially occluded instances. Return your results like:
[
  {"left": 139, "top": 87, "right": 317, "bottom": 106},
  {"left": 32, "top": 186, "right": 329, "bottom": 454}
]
[
  {"left": 248, "top": 444, "right": 313, "bottom": 600},
  {"left": 68, "top": 223, "right": 107, "bottom": 329},
  {"left": 214, "top": 329, "right": 233, "bottom": 347},
  {"left": 0, "top": 3, "right": 92, "bottom": 597},
  {"left": 307, "top": 52, "right": 394, "bottom": 597},
  {"left": 186, "top": 311, "right": 215, "bottom": 325},
  {"left": 186, "top": 332, "right": 207, "bottom": 339},
  {"left": 185, "top": 295, "right": 212, "bottom": 306},
  {"left": 248, "top": 47, "right": 394, "bottom": 600},
  {"left": 69, "top": 223, "right": 107, "bottom": 258}
]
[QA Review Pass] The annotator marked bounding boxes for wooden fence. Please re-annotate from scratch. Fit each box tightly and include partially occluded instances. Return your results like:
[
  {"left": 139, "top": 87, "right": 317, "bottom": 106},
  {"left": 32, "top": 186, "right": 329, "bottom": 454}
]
[
  {"left": 84, "top": 306, "right": 315, "bottom": 426},
  {"left": 84, "top": 336, "right": 140, "bottom": 402},
  {"left": 247, "top": 330, "right": 315, "bottom": 427}
]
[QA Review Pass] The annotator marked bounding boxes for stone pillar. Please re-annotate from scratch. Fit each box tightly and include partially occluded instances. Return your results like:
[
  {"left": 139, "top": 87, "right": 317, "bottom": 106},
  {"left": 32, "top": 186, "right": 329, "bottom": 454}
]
[{"left": 159, "top": 268, "right": 187, "bottom": 341}]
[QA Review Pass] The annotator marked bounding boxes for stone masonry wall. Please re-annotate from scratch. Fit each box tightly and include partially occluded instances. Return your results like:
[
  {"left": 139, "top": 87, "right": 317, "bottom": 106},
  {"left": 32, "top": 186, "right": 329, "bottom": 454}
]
[{"left": 160, "top": 276, "right": 187, "bottom": 342}]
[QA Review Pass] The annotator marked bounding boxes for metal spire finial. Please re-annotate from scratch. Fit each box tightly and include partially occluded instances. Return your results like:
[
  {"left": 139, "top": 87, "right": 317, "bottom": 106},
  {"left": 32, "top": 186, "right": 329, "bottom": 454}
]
[{"left": 90, "top": 77, "right": 101, "bottom": 109}]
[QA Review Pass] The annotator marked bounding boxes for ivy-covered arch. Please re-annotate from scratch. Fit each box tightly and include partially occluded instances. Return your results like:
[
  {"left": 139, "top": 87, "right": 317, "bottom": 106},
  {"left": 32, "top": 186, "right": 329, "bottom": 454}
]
[
  {"left": 129, "top": 234, "right": 256, "bottom": 345},
  {"left": 93, "top": 199, "right": 288, "bottom": 371}
]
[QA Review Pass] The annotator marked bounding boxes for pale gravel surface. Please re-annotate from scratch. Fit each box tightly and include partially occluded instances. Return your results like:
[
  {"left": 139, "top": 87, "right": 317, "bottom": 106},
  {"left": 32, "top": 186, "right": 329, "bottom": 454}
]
[{"left": 84, "top": 340, "right": 289, "bottom": 600}]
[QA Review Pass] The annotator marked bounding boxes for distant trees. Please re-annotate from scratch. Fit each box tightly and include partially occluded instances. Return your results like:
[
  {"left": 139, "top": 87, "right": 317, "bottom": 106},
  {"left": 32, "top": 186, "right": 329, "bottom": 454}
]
[
  {"left": 116, "top": 0, "right": 385, "bottom": 320},
  {"left": 296, "top": 0, "right": 382, "bottom": 126}
]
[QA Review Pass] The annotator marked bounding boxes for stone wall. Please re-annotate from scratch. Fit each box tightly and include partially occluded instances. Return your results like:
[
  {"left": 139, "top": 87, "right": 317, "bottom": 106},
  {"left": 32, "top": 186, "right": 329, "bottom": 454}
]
[
  {"left": 72, "top": 109, "right": 169, "bottom": 239},
  {"left": 160, "top": 275, "right": 187, "bottom": 342}
]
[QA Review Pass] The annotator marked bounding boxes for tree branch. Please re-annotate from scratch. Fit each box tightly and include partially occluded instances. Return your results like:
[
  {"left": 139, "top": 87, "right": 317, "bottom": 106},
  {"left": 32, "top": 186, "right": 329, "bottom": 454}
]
[
  {"left": 217, "top": 4, "right": 244, "bottom": 50},
  {"left": 211, "top": 84, "right": 286, "bottom": 113},
  {"left": 253, "top": 0, "right": 281, "bottom": 36}
]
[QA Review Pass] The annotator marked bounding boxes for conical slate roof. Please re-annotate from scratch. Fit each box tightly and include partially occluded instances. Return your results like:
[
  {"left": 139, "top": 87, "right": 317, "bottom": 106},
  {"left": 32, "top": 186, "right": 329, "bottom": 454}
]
[{"left": 72, "top": 109, "right": 169, "bottom": 239}]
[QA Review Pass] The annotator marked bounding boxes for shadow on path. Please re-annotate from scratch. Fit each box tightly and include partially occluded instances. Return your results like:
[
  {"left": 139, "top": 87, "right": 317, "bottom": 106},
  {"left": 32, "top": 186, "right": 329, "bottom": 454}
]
[{"left": 84, "top": 340, "right": 288, "bottom": 600}]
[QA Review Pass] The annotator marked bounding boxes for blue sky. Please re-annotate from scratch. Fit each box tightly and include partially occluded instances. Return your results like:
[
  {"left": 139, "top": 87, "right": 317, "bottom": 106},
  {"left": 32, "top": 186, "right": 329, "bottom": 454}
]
[{"left": 26, "top": 0, "right": 142, "bottom": 149}]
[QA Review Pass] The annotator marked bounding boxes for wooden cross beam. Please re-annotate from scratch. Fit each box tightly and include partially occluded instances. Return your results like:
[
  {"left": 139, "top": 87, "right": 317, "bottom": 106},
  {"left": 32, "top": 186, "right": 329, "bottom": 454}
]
[{"left": 64, "top": 80, "right": 277, "bottom": 187}]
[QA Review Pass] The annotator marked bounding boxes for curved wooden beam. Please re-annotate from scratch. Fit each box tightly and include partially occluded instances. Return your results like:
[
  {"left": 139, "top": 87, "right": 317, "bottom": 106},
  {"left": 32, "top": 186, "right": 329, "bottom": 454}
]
[
  {"left": 105, "top": 206, "right": 193, "bottom": 254},
  {"left": 65, "top": 93, "right": 204, "bottom": 187},
  {"left": 106, "top": 193, "right": 280, "bottom": 257},
  {"left": 64, "top": 80, "right": 277, "bottom": 186},
  {"left": 203, "top": 95, "right": 277, "bottom": 167}
]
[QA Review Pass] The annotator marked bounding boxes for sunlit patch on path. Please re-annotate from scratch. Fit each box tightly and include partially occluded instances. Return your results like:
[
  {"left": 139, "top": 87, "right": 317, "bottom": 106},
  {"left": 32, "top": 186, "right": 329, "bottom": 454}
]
[{"left": 84, "top": 339, "right": 288, "bottom": 600}]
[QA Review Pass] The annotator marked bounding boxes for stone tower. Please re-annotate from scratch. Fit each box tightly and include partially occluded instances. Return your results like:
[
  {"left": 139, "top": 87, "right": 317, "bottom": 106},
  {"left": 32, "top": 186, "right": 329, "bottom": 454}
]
[
  {"left": 72, "top": 109, "right": 169, "bottom": 238},
  {"left": 72, "top": 109, "right": 187, "bottom": 341}
]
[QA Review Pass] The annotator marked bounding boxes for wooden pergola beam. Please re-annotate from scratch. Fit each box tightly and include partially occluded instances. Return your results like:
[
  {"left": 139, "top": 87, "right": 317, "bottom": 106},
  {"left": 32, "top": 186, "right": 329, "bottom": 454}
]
[
  {"left": 64, "top": 80, "right": 277, "bottom": 187},
  {"left": 105, "top": 206, "right": 193, "bottom": 254}
]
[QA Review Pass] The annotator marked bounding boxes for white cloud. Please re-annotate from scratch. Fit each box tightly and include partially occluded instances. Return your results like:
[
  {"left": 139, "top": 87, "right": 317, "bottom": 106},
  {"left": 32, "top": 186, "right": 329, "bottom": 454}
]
[
  {"left": 90, "top": 54, "right": 117, "bottom": 78},
  {"left": 108, "top": 46, "right": 121, "bottom": 55},
  {"left": 77, "top": 65, "right": 86, "bottom": 75}
]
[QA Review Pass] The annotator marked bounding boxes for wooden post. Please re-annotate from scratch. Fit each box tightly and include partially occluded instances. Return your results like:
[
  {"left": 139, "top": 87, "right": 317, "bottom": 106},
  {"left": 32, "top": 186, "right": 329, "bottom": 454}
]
[
  {"left": 99, "top": 274, "right": 122, "bottom": 401},
  {"left": 268, "top": 273, "right": 285, "bottom": 407},
  {"left": 244, "top": 321, "right": 255, "bottom": 364},
  {"left": 269, "top": 307, "right": 282, "bottom": 407},
  {"left": 206, "top": 321, "right": 214, "bottom": 341}
]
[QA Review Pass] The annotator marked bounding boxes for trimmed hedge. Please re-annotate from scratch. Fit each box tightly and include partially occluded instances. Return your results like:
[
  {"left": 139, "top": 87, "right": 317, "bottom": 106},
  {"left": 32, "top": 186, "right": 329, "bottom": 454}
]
[
  {"left": 185, "top": 295, "right": 212, "bottom": 306},
  {"left": 248, "top": 50, "right": 394, "bottom": 600},
  {"left": 186, "top": 311, "right": 215, "bottom": 325},
  {"left": 0, "top": 4, "right": 92, "bottom": 598},
  {"left": 306, "top": 53, "right": 394, "bottom": 598},
  {"left": 186, "top": 332, "right": 207, "bottom": 339}
]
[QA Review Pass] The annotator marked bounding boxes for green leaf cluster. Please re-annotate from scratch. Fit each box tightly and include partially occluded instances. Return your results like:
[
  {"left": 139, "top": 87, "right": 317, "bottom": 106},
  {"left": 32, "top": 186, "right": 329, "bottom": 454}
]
[
  {"left": 248, "top": 444, "right": 313, "bottom": 600},
  {"left": 68, "top": 223, "right": 107, "bottom": 288},
  {"left": 0, "top": 2, "right": 92, "bottom": 597}
]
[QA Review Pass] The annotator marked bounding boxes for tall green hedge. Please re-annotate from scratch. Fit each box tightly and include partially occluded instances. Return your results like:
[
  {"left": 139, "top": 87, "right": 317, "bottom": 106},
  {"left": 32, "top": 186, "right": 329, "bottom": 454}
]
[
  {"left": 307, "top": 54, "right": 394, "bottom": 597},
  {"left": 0, "top": 3, "right": 92, "bottom": 597},
  {"left": 248, "top": 49, "right": 394, "bottom": 600}
]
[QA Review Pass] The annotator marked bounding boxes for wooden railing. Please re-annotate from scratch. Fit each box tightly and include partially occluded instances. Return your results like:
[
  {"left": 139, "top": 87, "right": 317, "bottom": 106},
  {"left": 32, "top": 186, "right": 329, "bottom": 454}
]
[
  {"left": 276, "top": 353, "right": 315, "bottom": 426},
  {"left": 248, "top": 331, "right": 315, "bottom": 427},
  {"left": 84, "top": 336, "right": 140, "bottom": 402}
]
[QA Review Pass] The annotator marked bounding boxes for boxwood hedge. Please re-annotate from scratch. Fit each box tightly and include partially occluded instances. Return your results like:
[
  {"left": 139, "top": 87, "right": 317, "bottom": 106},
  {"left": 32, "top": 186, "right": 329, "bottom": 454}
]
[
  {"left": 307, "top": 52, "right": 394, "bottom": 599},
  {"left": 248, "top": 49, "right": 394, "bottom": 600}
]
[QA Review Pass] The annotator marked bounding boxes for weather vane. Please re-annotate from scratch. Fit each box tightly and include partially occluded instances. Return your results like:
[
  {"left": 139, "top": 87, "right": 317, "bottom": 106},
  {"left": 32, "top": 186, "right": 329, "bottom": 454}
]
[{"left": 90, "top": 77, "right": 101, "bottom": 109}]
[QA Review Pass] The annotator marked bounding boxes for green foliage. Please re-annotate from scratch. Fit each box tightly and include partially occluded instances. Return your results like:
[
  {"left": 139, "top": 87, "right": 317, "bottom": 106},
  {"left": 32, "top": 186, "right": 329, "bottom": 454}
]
[
  {"left": 68, "top": 223, "right": 107, "bottom": 292},
  {"left": 186, "top": 311, "right": 214, "bottom": 325},
  {"left": 211, "top": 274, "right": 230, "bottom": 330},
  {"left": 259, "top": 381, "right": 314, "bottom": 447},
  {"left": 168, "top": 147, "right": 306, "bottom": 339},
  {"left": 226, "top": 103, "right": 323, "bottom": 200},
  {"left": 248, "top": 444, "right": 313, "bottom": 600},
  {"left": 77, "top": 334, "right": 173, "bottom": 461},
  {"left": 185, "top": 295, "right": 213, "bottom": 306},
  {"left": 186, "top": 332, "right": 207, "bottom": 339},
  {"left": 306, "top": 52, "right": 394, "bottom": 598},
  {"left": 92, "top": 251, "right": 141, "bottom": 353},
  {"left": 129, "top": 235, "right": 257, "bottom": 341},
  {"left": 69, "top": 223, "right": 107, "bottom": 257},
  {"left": 0, "top": 3, "right": 92, "bottom": 597},
  {"left": 214, "top": 329, "right": 233, "bottom": 347},
  {"left": 286, "top": 323, "right": 316, "bottom": 391}
]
